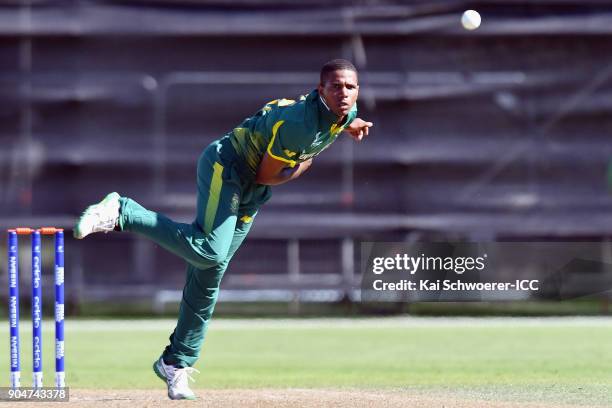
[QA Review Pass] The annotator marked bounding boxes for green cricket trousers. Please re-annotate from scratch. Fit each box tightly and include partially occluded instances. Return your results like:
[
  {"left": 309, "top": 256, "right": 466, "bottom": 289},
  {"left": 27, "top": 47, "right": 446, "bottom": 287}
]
[{"left": 117, "top": 137, "right": 271, "bottom": 368}]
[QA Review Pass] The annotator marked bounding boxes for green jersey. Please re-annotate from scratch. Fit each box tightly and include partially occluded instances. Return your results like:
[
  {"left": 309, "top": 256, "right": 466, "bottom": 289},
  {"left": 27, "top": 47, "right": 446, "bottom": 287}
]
[{"left": 227, "top": 89, "right": 357, "bottom": 176}]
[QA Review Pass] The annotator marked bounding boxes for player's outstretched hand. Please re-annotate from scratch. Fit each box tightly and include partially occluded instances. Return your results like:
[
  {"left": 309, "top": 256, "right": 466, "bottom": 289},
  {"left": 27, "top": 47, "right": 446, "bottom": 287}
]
[{"left": 345, "top": 118, "right": 373, "bottom": 141}]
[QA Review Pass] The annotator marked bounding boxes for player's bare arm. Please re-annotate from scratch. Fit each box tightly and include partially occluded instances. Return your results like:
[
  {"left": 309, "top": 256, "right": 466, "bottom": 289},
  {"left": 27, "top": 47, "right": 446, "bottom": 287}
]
[{"left": 256, "top": 153, "right": 313, "bottom": 185}]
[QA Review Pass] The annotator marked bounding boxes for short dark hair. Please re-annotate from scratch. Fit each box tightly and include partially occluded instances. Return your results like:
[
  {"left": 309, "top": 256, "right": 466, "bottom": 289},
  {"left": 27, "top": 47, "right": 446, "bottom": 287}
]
[{"left": 320, "top": 59, "right": 358, "bottom": 85}]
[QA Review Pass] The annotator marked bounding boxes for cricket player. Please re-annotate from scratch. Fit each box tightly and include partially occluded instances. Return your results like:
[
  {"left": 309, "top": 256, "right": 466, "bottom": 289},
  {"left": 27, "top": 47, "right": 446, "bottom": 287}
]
[{"left": 74, "top": 59, "right": 373, "bottom": 400}]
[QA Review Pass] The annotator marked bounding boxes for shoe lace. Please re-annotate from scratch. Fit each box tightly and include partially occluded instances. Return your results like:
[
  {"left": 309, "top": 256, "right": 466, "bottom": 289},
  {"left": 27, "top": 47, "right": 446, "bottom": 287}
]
[{"left": 170, "top": 367, "right": 200, "bottom": 388}]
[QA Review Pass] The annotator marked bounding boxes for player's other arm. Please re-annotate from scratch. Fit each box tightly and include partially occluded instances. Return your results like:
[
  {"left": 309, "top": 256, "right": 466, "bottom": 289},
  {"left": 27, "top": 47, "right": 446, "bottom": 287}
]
[{"left": 256, "top": 153, "right": 312, "bottom": 186}]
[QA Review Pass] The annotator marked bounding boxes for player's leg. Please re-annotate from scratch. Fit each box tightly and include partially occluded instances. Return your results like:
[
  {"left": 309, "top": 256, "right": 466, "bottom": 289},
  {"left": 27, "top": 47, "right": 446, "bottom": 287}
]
[
  {"left": 117, "top": 194, "right": 237, "bottom": 270},
  {"left": 151, "top": 146, "right": 255, "bottom": 399},
  {"left": 74, "top": 144, "right": 239, "bottom": 271},
  {"left": 160, "top": 210, "right": 258, "bottom": 369},
  {"left": 153, "top": 210, "right": 258, "bottom": 400},
  {"left": 159, "top": 185, "right": 270, "bottom": 368}
]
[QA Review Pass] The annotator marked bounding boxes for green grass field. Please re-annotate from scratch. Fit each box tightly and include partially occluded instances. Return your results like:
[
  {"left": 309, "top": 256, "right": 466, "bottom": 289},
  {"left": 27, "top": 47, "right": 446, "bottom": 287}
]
[{"left": 1, "top": 317, "right": 611, "bottom": 406}]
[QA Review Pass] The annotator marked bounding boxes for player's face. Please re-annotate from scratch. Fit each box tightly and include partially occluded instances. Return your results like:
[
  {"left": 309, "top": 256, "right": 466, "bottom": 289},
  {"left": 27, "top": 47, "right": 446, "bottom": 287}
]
[{"left": 318, "top": 70, "right": 359, "bottom": 118}]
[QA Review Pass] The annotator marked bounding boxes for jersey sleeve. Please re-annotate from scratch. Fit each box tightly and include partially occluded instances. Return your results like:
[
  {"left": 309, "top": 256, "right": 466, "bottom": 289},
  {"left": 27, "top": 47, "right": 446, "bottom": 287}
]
[
  {"left": 267, "top": 120, "right": 310, "bottom": 168},
  {"left": 344, "top": 102, "right": 358, "bottom": 126}
]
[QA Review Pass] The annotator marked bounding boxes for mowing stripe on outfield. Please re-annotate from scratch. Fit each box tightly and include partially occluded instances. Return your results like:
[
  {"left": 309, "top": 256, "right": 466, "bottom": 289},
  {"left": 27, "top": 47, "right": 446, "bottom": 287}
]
[{"left": 2, "top": 316, "right": 611, "bottom": 332}]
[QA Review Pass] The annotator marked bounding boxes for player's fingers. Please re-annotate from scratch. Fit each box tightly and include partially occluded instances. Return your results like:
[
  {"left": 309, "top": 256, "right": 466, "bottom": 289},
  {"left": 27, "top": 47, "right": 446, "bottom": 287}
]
[
  {"left": 365, "top": 121, "right": 373, "bottom": 127},
  {"left": 363, "top": 126, "right": 369, "bottom": 136}
]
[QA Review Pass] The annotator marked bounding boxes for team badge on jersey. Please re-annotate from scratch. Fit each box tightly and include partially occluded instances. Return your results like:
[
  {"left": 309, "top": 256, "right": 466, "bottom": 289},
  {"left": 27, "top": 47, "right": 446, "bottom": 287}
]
[{"left": 230, "top": 193, "right": 240, "bottom": 214}]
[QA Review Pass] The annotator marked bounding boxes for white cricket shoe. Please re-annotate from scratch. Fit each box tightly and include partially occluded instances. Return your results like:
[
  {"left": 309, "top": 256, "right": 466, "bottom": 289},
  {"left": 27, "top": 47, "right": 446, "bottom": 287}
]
[
  {"left": 73, "top": 192, "right": 121, "bottom": 239},
  {"left": 153, "top": 357, "right": 199, "bottom": 400}
]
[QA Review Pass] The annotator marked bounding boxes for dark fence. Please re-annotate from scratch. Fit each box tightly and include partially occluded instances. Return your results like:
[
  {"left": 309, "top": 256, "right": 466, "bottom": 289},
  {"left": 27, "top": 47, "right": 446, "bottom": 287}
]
[{"left": 1, "top": 1, "right": 611, "bottom": 311}]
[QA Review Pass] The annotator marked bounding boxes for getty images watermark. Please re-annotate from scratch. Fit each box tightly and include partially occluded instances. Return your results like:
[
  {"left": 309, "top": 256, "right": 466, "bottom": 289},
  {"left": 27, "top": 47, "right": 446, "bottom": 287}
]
[
  {"left": 371, "top": 252, "right": 538, "bottom": 292},
  {"left": 361, "top": 242, "right": 612, "bottom": 302}
]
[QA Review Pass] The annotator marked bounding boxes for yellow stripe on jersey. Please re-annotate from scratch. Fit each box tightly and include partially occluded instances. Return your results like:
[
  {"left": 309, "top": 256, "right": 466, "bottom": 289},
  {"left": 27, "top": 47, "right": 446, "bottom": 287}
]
[
  {"left": 204, "top": 162, "right": 224, "bottom": 234},
  {"left": 330, "top": 123, "right": 345, "bottom": 137},
  {"left": 266, "top": 120, "right": 297, "bottom": 167},
  {"left": 266, "top": 98, "right": 295, "bottom": 107}
]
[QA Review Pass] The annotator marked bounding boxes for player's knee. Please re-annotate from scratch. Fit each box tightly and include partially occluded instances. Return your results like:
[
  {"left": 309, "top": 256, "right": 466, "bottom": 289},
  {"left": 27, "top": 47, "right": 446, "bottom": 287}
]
[
  {"left": 208, "top": 249, "right": 228, "bottom": 265},
  {"left": 193, "top": 247, "right": 229, "bottom": 269}
]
